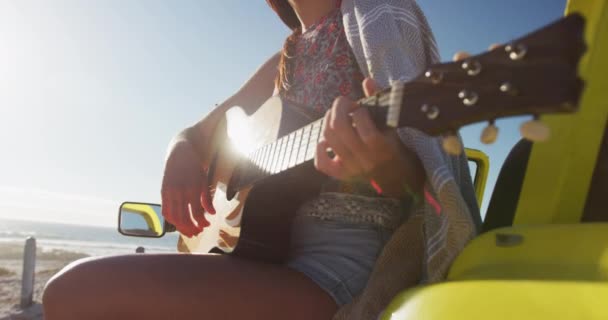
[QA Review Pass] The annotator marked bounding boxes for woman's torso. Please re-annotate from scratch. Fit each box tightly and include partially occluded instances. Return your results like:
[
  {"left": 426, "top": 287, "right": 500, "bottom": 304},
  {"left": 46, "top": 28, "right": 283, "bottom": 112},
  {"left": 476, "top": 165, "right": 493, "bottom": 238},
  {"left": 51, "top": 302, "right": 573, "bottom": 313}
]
[{"left": 277, "top": 6, "right": 406, "bottom": 229}]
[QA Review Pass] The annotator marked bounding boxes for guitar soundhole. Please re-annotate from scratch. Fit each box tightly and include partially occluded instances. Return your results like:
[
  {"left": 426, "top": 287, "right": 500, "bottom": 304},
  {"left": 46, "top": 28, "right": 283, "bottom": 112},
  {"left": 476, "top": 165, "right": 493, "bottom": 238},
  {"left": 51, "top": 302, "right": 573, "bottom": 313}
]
[
  {"left": 226, "top": 187, "right": 237, "bottom": 201},
  {"left": 226, "top": 165, "right": 241, "bottom": 201}
]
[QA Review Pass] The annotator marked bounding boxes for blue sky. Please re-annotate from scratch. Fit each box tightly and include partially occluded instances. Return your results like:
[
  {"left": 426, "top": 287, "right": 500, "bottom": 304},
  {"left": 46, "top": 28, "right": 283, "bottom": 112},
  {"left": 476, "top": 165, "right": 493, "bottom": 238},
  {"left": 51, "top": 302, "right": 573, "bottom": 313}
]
[{"left": 0, "top": 0, "right": 565, "bottom": 226}]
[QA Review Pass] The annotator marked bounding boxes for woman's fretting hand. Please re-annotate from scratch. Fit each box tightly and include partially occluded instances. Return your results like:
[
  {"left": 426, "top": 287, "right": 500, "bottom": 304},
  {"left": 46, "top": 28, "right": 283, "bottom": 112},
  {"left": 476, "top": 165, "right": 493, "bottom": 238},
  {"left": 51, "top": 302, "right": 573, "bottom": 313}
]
[{"left": 314, "top": 78, "right": 425, "bottom": 199}]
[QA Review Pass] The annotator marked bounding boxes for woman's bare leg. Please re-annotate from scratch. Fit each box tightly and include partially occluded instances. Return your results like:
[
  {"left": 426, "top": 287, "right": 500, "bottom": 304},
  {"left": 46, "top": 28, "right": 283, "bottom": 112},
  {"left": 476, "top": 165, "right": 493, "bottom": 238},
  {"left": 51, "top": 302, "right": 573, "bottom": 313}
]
[{"left": 43, "top": 254, "right": 337, "bottom": 320}]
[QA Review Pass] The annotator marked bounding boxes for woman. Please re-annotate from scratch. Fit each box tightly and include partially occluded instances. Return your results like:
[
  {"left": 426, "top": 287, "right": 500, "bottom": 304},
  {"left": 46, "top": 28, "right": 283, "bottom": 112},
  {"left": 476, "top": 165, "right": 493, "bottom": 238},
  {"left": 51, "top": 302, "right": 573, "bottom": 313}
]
[{"left": 43, "top": 1, "right": 478, "bottom": 319}]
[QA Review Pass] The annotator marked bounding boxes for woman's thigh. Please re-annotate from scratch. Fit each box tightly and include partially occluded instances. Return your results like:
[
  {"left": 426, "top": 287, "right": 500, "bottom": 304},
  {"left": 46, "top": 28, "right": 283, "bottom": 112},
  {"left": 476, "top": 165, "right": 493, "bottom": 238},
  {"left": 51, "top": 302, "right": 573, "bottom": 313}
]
[{"left": 43, "top": 253, "right": 337, "bottom": 320}]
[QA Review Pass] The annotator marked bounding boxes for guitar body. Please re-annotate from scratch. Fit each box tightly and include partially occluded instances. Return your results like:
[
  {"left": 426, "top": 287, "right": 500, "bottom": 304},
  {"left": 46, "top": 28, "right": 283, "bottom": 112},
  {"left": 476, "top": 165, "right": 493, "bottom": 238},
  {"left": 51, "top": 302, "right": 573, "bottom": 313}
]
[
  {"left": 179, "top": 97, "right": 326, "bottom": 263},
  {"left": 232, "top": 160, "right": 325, "bottom": 262}
]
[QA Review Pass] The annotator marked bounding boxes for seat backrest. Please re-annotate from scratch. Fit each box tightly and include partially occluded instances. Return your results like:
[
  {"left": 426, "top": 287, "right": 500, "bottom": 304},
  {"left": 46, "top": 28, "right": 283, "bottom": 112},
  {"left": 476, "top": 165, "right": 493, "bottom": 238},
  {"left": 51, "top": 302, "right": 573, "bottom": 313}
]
[
  {"left": 483, "top": 122, "right": 607, "bottom": 233},
  {"left": 481, "top": 139, "right": 532, "bottom": 233},
  {"left": 583, "top": 122, "right": 608, "bottom": 221}
]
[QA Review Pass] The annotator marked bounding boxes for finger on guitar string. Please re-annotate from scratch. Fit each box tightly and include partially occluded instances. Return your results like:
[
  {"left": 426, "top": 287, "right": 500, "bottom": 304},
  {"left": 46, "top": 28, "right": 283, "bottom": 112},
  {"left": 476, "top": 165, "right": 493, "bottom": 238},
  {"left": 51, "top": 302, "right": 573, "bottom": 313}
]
[
  {"left": 173, "top": 192, "right": 198, "bottom": 237},
  {"left": 187, "top": 188, "right": 208, "bottom": 231},
  {"left": 350, "top": 108, "right": 393, "bottom": 168},
  {"left": 318, "top": 109, "right": 360, "bottom": 179},
  {"left": 362, "top": 78, "right": 378, "bottom": 97},
  {"left": 199, "top": 172, "right": 216, "bottom": 215},
  {"left": 219, "top": 229, "right": 238, "bottom": 249},
  {"left": 353, "top": 77, "right": 395, "bottom": 172},
  {"left": 168, "top": 195, "right": 186, "bottom": 237},
  {"left": 326, "top": 96, "right": 368, "bottom": 174},
  {"left": 314, "top": 138, "right": 348, "bottom": 180}
]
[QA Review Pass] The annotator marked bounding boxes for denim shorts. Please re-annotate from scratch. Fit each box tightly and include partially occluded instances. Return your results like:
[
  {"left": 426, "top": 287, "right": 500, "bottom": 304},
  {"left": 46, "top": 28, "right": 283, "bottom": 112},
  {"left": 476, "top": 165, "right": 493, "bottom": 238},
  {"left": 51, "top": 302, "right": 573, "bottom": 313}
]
[{"left": 286, "top": 193, "right": 404, "bottom": 306}]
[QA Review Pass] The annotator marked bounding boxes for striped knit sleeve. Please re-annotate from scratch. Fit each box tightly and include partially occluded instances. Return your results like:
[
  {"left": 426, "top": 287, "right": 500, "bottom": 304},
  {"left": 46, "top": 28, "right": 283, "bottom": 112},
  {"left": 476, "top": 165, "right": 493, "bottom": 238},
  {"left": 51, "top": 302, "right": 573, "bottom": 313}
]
[
  {"left": 342, "top": 0, "right": 440, "bottom": 88},
  {"left": 342, "top": 0, "right": 480, "bottom": 283}
]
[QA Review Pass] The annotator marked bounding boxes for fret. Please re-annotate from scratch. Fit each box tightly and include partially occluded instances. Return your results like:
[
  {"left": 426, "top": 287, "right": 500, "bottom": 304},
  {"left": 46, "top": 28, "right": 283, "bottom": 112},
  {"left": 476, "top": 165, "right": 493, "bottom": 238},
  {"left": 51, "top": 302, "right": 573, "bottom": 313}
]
[
  {"left": 316, "top": 118, "right": 325, "bottom": 158},
  {"left": 289, "top": 129, "right": 302, "bottom": 168},
  {"left": 263, "top": 144, "right": 272, "bottom": 173},
  {"left": 280, "top": 134, "right": 289, "bottom": 172},
  {"left": 297, "top": 125, "right": 311, "bottom": 164},
  {"left": 257, "top": 145, "right": 264, "bottom": 171},
  {"left": 249, "top": 150, "right": 255, "bottom": 166},
  {"left": 279, "top": 137, "right": 288, "bottom": 172},
  {"left": 282, "top": 133, "right": 294, "bottom": 171},
  {"left": 269, "top": 141, "right": 277, "bottom": 174},
  {"left": 267, "top": 142, "right": 277, "bottom": 174},
  {"left": 306, "top": 120, "right": 322, "bottom": 160},
  {"left": 264, "top": 145, "right": 271, "bottom": 172},
  {"left": 256, "top": 149, "right": 263, "bottom": 167},
  {"left": 273, "top": 138, "right": 286, "bottom": 174},
  {"left": 280, "top": 137, "right": 289, "bottom": 172},
  {"left": 251, "top": 149, "right": 259, "bottom": 167},
  {"left": 256, "top": 148, "right": 263, "bottom": 166},
  {"left": 257, "top": 145, "right": 266, "bottom": 170},
  {"left": 319, "top": 117, "right": 326, "bottom": 140},
  {"left": 242, "top": 118, "right": 332, "bottom": 178},
  {"left": 270, "top": 140, "right": 281, "bottom": 173}
]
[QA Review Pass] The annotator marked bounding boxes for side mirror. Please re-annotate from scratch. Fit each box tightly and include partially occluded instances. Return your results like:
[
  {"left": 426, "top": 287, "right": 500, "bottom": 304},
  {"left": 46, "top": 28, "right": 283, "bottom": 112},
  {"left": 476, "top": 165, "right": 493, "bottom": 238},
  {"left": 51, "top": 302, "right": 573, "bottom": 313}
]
[{"left": 118, "top": 202, "right": 175, "bottom": 238}]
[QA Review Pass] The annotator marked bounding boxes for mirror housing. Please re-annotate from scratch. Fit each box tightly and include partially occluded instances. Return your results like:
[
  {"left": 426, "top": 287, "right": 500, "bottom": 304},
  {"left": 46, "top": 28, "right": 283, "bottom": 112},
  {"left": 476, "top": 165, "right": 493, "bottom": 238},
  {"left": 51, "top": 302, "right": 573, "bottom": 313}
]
[{"left": 118, "top": 202, "right": 174, "bottom": 238}]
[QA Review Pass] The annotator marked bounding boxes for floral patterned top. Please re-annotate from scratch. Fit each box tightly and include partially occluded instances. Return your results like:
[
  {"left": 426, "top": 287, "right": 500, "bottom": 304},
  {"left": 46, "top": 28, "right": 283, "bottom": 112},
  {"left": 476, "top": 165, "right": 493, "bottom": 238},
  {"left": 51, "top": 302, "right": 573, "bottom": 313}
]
[
  {"left": 278, "top": 7, "right": 364, "bottom": 116},
  {"left": 278, "top": 6, "right": 378, "bottom": 197}
]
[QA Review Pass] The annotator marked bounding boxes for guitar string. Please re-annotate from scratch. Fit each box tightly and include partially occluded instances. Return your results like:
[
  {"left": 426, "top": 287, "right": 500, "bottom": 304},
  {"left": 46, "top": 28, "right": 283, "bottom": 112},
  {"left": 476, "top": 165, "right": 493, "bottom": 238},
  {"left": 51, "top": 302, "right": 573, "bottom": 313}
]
[
  {"left": 248, "top": 90, "right": 395, "bottom": 175},
  {"left": 235, "top": 76, "right": 489, "bottom": 188}
]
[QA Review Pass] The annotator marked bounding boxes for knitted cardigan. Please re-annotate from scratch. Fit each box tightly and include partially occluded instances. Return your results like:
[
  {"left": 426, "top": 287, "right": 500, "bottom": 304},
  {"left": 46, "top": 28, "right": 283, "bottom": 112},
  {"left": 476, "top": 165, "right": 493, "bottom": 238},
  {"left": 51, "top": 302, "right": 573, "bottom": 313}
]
[{"left": 334, "top": 0, "right": 480, "bottom": 318}]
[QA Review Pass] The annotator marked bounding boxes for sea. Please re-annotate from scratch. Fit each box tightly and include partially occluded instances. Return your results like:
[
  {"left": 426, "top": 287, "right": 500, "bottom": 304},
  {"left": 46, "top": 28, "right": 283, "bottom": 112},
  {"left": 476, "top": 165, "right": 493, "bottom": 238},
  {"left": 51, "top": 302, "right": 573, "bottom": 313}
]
[{"left": 0, "top": 218, "right": 179, "bottom": 257}]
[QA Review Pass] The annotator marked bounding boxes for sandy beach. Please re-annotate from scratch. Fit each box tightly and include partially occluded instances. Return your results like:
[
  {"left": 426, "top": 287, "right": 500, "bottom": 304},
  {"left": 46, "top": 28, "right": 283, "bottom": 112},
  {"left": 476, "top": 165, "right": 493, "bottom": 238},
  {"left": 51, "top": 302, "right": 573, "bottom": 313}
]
[{"left": 0, "top": 242, "right": 89, "bottom": 320}]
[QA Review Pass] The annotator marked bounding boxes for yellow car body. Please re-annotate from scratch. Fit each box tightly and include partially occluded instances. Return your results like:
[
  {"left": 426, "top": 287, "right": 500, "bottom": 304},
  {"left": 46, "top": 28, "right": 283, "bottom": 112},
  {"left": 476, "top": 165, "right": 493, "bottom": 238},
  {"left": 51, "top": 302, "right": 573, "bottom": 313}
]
[{"left": 383, "top": 0, "right": 608, "bottom": 318}]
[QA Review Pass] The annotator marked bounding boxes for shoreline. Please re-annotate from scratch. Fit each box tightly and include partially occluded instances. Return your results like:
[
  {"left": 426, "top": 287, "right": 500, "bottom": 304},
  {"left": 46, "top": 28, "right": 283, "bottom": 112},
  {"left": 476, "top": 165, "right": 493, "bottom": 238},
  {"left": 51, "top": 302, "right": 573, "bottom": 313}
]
[
  {"left": 0, "top": 217, "right": 179, "bottom": 320},
  {"left": 0, "top": 242, "right": 90, "bottom": 320}
]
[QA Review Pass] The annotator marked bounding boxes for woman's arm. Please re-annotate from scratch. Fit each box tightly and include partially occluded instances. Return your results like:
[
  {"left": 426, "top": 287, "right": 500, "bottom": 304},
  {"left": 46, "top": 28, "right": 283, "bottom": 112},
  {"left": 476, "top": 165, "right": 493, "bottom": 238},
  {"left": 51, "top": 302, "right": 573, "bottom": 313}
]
[
  {"left": 161, "top": 52, "right": 280, "bottom": 236},
  {"left": 187, "top": 51, "right": 280, "bottom": 145}
]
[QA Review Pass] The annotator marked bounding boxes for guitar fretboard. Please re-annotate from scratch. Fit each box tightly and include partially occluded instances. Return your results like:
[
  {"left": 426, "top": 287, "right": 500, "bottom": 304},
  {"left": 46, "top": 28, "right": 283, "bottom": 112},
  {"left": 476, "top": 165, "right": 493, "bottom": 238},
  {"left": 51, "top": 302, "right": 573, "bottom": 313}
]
[
  {"left": 232, "top": 90, "right": 395, "bottom": 190},
  {"left": 232, "top": 117, "right": 324, "bottom": 188},
  {"left": 227, "top": 14, "right": 586, "bottom": 194}
]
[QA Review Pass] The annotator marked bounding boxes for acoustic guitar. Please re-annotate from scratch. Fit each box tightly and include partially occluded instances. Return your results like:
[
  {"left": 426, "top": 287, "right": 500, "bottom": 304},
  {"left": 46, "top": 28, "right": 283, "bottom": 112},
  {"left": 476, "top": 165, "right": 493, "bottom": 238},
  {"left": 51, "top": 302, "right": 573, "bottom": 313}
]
[{"left": 178, "top": 14, "right": 586, "bottom": 263}]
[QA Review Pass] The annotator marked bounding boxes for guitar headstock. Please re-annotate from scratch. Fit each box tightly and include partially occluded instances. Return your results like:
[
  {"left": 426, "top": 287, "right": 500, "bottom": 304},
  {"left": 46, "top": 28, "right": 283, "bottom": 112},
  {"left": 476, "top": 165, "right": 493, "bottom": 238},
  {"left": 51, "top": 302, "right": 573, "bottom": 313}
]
[{"left": 364, "top": 14, "right": 586, "bottom": 154}]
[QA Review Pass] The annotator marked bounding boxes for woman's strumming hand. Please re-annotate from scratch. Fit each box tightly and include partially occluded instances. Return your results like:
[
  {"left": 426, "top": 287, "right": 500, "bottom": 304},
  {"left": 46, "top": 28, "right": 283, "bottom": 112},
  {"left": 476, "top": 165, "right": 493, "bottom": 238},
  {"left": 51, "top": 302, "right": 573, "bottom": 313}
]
[{"left": 161, "top": 122, "right": 217, "bottom": 238}]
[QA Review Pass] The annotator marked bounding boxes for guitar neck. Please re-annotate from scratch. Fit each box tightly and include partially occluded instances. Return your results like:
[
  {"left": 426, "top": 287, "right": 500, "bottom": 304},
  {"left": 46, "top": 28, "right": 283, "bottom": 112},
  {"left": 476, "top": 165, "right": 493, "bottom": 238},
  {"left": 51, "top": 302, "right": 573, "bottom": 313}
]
[
  {"left": 231, "top": 91, "right": 394, "bottom": 190},
  {"left": 230, "top": 13, "right": 586, "bottom": 191},
  {"left": 233, "top": 116, "right": 326, "bottom": 189}
]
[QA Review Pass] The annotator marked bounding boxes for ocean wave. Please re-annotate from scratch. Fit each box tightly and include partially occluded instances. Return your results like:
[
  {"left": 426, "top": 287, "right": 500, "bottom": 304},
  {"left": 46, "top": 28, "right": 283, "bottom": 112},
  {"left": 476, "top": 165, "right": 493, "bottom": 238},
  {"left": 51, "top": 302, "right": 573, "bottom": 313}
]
[
  {"left": 39, "top": 239, "right": 175, "bottom": 255},
  {"left": 0, "top": 230, "right": 38, "bottom": 238},
  {"left": 0, "top": 237, "right": 175, "bottom": 258},
  {"left": 0, "top": 218, "right": 179, "bottom": 257}
]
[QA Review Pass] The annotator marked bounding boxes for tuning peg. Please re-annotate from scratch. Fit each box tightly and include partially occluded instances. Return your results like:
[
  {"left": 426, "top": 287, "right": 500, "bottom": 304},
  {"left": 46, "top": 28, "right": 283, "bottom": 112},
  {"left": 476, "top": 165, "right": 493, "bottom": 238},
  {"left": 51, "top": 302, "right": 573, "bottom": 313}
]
[
  {"left": 520, "top": 117, "right": 550, "bottom": 142},
  {"left": 452, "top": 51, "right": 471, "bottom": 61},
  {"left": 481, "top": 121, "right": 499, "bottom": 144},
  {"left": 442, "top": 134, "right": 463, "bottom": 156},
  {"left": 488, "top": 43, "right": 502, "bottom": 51}
]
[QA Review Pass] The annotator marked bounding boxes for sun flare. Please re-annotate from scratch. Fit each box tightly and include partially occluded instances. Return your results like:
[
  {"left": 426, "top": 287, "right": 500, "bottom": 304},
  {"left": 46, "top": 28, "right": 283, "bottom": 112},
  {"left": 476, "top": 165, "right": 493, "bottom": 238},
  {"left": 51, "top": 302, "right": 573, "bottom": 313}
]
[{"left": 225, "top": 107, "right": 256, "bottom": 156}]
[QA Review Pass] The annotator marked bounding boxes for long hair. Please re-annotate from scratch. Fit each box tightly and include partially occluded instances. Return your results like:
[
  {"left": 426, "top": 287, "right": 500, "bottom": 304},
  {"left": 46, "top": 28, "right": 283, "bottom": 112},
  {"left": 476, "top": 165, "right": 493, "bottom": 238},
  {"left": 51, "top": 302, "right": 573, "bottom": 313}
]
[
  {"left": 266, "top": 0, "right": 300, "bottom": 30},
  {"left": 266, "top": 0, "right": 301, "bottom": 91}
]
